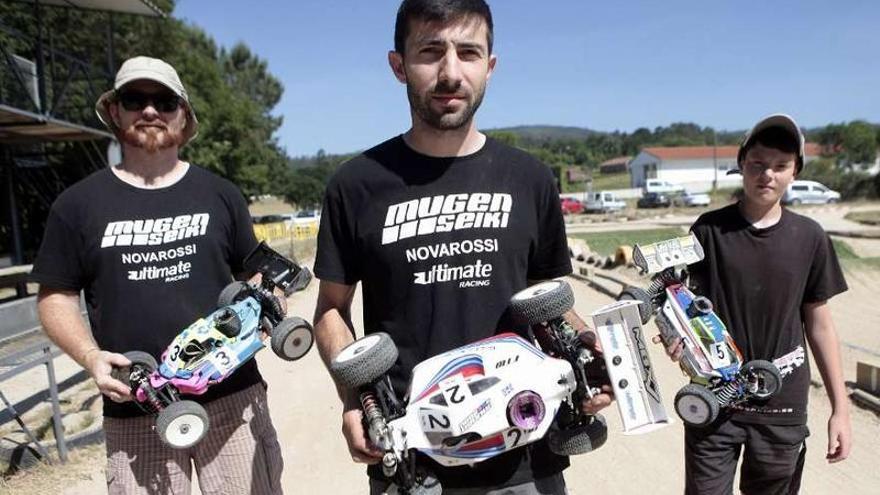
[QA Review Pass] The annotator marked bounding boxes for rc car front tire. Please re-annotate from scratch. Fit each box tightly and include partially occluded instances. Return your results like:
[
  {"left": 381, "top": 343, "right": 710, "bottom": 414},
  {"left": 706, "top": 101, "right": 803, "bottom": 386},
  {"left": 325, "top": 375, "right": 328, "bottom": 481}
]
[
  {"left": 112, "top": 351, "right": 158, "bottom": 388},
  {"left": 547, "top": 414, "right": 608, "bottom": 456},
  {"left": 156, "top": 400, "right": 209, "bottom": 449},
  {"left": 617, "top": 286, "right": 654, "bottom": 324},
  {"left": 217, "top": 281, "right": 250, "bottom": 307},
  {"left": 387, "top": 475, "right": 442, "bottom": 495},
  {"left": 674, "top": 383, "right": 719, "bottom": 427},
  {"left": 329, "top": 333, "right": 398, "bottom": 389},
  {"left": 509, "top": 280, "right": 575, "bottom": 325},
  {"left": 271, "top": 317, "right": 314, "bottom": 361},
  {"left": 742, "top": 360, "right": 783, "bottom": 399}
]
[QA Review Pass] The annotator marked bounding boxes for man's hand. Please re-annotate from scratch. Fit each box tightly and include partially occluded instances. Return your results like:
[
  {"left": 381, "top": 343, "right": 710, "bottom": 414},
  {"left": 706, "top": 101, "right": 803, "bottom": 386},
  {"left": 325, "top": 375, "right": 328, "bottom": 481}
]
[
  {"left": 342, "top": 405, "right": 383, "bottom": 464},
  {"left": 248, "top": 273, "right": 288, "bottom": 314},
  {"left": 581, "top": 385, "right": 614, "bottom": 415},
  {"left": 826, "top": 411, "right": 852, "bottom": 463},
  {"left": 578, "top": 330, "right": 614, "bottom": 414},
  {"left": 83, "top": 349, "right": 133, "bottom": 403},
  {"left": 652, "top": 334, "right": 684, "bottom": 361}
]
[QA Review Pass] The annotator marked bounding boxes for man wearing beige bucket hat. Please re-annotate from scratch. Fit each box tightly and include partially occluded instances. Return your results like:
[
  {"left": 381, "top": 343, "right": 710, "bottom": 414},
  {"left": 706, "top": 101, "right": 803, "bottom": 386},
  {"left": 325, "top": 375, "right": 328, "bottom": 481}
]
[{"left": 32, "top": 56, "right": 285, "bottom": 494}]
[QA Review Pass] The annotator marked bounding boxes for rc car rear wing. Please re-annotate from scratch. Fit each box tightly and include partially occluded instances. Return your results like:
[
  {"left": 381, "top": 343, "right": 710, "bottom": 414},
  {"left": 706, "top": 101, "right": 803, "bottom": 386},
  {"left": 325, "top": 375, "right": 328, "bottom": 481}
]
[
  {"left": 633, "top": 233, "right": 704, "bottom": 274},
  {"left": 244, "top": 241, "right": 313, "bottom": 295},
  {"left": 590, "top": 300, "right": 671, "bottom": 434}
]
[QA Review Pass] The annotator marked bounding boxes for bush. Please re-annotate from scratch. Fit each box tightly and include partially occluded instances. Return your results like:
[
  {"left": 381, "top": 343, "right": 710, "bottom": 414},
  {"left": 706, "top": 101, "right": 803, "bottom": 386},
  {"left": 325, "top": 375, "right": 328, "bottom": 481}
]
[{"left": 799, "top": 158, "right": 878, "bottom": 200}]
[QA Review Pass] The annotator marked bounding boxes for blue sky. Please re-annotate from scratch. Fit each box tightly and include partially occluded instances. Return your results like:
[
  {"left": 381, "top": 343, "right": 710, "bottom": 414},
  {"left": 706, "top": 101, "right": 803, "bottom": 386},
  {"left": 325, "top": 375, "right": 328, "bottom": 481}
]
[{"left": 174, "top": 0, "right": 880, "bottom": 156}]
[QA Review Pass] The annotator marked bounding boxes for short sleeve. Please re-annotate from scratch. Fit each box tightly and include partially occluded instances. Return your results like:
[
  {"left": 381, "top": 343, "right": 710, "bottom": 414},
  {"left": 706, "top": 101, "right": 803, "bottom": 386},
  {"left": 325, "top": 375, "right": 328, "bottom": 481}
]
[
  {"left": 314, "top": 178, "right": 362, "bottom": 285},
  {"left": 527, "top": 165, "right": 572, "bottom": 280},
  {"left": 687, "top": 217, "right": 711, "bottom": 293},
  {"left": 30, "top": 207, "right": 85, "bottom": 291},
  {"left": 803, "top": 233, "right": 848, "bottom": 304},
  {"left": 226, "top": 185, "right": 259, "bottom": 274}
]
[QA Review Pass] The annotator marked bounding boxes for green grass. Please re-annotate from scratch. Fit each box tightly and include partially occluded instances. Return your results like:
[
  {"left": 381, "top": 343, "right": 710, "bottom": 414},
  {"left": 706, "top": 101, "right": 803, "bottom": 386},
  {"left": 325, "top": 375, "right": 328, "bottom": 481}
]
[
  {"left": 571, "top": 227, "right": 686, "bottom": 256},
  {"left": 844, "top": 210, "right": 880, "bottom": 226},
  {"left": 831, "top": 238, "right": 859, "bottom": 259},
  {"left": 832, "top": 237, "right": 880, "bottom": 270},
  {"left": 841, "top": 257, "right": 880, "bottom": 271},
  {"left": 591, "top": 172, "right": 632, "bottom": 190}
]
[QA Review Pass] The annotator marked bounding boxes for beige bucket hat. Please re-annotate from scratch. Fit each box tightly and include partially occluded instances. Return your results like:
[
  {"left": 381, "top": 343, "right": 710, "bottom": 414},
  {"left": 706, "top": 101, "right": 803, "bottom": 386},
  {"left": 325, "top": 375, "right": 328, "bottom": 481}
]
[{"left": 95, "top": 56, "right": 199, "bottom": 145}]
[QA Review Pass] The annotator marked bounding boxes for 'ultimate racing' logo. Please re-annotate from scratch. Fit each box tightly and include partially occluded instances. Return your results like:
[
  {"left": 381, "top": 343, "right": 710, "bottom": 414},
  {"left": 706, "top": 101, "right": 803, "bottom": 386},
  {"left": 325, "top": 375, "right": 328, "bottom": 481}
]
[{"left": 413, "top": 259, "right": 493, "bottom": 288}]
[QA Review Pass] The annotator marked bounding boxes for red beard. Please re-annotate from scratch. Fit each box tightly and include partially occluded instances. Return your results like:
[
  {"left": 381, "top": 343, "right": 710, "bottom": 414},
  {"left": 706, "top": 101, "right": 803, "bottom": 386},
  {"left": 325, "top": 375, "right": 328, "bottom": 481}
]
[{"left": 120, "top": 123, "right": 184, "bottom": 153}]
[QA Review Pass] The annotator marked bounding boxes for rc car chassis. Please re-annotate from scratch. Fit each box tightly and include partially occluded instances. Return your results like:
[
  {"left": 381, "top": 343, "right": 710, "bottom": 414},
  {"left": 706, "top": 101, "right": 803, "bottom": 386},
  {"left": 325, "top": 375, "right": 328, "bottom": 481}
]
[
  {"left": 619, "top": 234, "right": 783, "bottom": 427},
  {"left": 329, "top": 280, "right": 609, "bottom": 494},
  {"left": 113, "top": 242, "right": 315, "bottom": 448}
]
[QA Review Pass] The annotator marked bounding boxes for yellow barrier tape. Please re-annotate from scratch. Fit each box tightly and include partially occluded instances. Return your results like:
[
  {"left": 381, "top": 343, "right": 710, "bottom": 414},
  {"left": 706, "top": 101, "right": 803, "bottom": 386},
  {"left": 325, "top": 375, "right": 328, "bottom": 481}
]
[{"left": 253, "top": 221, "right": 319, "bottom": 243}]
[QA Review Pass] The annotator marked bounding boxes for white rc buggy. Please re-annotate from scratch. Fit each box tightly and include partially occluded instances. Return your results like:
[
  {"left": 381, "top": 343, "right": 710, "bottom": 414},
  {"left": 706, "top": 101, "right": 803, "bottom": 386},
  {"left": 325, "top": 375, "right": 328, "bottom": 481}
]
[
  {"left": 619, "top": 234, "right": 784, "bottom": 427},
  {"left": 329, "top": 280, "right": 609, "bottom": 494}
]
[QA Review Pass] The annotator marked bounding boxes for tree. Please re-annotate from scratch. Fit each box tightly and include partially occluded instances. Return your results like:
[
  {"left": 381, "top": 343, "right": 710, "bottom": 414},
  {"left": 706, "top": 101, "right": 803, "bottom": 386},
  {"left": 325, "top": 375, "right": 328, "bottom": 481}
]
[{"left": 840, "top": 121, "right": 878, "bottom": 168}]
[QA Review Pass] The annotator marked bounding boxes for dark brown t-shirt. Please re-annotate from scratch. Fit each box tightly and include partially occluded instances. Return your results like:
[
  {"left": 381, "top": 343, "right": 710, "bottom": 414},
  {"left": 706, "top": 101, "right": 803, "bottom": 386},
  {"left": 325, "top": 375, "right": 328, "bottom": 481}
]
[{"left": 689, "top": 203, "right": 847, "bottom": 425}]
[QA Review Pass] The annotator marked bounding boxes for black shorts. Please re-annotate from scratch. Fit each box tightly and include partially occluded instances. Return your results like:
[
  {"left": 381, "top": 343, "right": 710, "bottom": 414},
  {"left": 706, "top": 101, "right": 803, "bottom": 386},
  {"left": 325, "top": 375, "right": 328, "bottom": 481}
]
[{"left": 685, "top": 418, "right": 809, "bottom": 495}]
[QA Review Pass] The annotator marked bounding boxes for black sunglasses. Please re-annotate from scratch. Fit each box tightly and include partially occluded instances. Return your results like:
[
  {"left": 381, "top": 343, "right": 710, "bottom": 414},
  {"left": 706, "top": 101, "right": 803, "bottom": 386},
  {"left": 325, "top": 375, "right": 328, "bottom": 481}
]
[{"left": 116, "top": 90, "right": 183, "bottom": 113}]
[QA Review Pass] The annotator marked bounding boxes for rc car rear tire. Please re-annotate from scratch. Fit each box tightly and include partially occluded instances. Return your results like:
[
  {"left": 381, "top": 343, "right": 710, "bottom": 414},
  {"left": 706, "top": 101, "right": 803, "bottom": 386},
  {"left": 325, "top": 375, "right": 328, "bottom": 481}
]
[
  {"left": 156, "top": 400, "right": 209, "bottom": 449},
  {"left": 547, "top": 414, "right": 608, "bottom": 456},
  {"left": 509, "top": 280, "right": 575, "bottom": 325},
  {"left": 675, "top": 383, "right": 719, "bottom": 427},
  {"left": 743, "top": 360, "right": 783, "bottom": 399},
  {"left": 330, "top": 333, "right": 398, "bottom": 389},
  {"left": 112, "top": 351, "right": 158, "bottom": 388},
  {"left": 217, "top": 281, "right": 250, "bottom": 307},
  {"left": 617, "top": 286, "right": 654, "bottom": 324},
  {"left": 271, "top": 317, "right": 314, "bottom": 361}
]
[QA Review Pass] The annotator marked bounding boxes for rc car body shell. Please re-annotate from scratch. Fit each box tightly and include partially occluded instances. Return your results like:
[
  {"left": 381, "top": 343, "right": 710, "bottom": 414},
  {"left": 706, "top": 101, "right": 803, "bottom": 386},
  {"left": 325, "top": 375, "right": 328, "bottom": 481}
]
[
  {"left": 389, "top": 333, "right": 575, "bottom": 467},
  {"left": 137, "top": 297, "right": 266, "bottom": 401},
  {"left": 658, "top": 284, "right": 744, "bottom": 384},
  {"left": 628, "top": 235, "right": 783, "bottom": 427}
]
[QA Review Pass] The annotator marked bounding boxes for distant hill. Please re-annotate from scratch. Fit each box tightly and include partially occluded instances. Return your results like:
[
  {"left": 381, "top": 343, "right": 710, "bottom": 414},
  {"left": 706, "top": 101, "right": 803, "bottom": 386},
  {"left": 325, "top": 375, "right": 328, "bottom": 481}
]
[{"left": 487, "top": 125, "right": 598, "bottom": 143}]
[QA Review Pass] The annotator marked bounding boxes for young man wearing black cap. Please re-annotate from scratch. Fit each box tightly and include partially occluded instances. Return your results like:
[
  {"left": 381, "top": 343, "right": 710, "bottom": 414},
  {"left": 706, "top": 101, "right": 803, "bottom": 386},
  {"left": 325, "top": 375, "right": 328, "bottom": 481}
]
[
  {"left": 664, "top": 114, "right": 852, "bottom": 494},
  {"left": 33, "top": 56, "right": 285, "bottom": 494}
]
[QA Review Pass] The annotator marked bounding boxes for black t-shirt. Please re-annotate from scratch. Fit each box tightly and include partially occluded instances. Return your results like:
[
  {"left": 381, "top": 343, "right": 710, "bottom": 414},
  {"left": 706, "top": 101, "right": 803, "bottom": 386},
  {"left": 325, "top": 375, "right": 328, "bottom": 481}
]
[
  {"left": 31, "top": 165, "right": 261, "bottom": 418},
  {"left": 315, "top": 136, "right": 572, "bottom": 488},
  {"left": 689, "top": 203, "right": 847, "bottom": 425}
]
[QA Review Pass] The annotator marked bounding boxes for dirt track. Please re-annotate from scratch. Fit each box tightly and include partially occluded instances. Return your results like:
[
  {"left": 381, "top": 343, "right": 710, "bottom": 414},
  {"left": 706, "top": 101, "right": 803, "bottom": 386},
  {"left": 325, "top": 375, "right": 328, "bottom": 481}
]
[{"left": 18, "top": 264, "right": 872, "bottom": 495}]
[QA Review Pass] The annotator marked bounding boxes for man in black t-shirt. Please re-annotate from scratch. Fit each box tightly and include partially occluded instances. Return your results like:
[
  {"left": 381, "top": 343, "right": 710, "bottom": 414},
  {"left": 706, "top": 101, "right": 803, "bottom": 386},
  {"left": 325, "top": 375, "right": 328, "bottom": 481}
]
[
  {"left": 313, "top": 1, "right": 612, "bottom": 493},
  {"left": 662, "top": 114, "right": 851, "bottom": 494},
  {"left": 32, "top": 57, "right": 284, "bottom": 494}
]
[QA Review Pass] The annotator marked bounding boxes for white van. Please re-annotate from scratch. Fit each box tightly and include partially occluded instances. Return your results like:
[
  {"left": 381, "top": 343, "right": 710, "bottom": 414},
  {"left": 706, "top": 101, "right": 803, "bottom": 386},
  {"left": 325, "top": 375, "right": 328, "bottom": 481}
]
[
  {"left": 584, "top": 191, "right": 626, "bottom": 213},
  {"left": 782, "top": 180, "right": 841, "bottom": 205},
  {"left": 644, "top": 179, "right": 685, "bottom": 195}
]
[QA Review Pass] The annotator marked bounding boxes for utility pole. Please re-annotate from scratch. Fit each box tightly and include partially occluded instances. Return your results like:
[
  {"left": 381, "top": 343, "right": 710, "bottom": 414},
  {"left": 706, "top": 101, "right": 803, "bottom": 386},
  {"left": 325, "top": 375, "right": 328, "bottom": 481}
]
[{"left": 712, "top": 129, "right": 718, "bottom": 191}]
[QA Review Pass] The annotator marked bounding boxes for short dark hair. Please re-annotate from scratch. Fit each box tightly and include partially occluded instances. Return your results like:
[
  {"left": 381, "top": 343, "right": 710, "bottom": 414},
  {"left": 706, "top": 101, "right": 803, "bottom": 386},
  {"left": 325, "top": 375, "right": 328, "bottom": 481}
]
[
  {"left": 745, "top": 127, "right": 800, "bottom": 156},
  {"left": 394, "top": 0, "right": 494, "bottom": 54}
]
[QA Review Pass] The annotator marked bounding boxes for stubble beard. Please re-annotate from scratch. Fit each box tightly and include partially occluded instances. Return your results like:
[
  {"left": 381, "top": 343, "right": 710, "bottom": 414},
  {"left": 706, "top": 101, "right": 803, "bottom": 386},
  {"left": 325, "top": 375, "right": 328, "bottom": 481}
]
[{"left": 407, "top": 79, "right": 487, "bottom": 131}]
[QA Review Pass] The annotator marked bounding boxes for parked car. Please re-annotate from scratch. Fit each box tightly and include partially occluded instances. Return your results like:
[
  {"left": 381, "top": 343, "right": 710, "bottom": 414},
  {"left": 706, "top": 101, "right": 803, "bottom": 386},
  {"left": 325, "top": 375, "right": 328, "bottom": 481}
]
[
  {"left": 292, "top": 209, "right": 321, "bottom": 224},
  {"left": 560, "top": 197, "right": 584, "bottom": 215},
  {"left": 644, "top": 179, "right": 685, "bottom": 195},
  {"left": 675, "top": 190, "right": 711, "bottom": 207},
  {"left": 637, "top": 192, "right": 672, "bottom": 209},
  {"left": 252, "top": 214, "right": 286, "bottom": 225},
  {"left": 782, "top": 180, "right": 841, "bottom": 205},
  {"left": 584, "top": 191, "right": 626, "bottom": 213}
]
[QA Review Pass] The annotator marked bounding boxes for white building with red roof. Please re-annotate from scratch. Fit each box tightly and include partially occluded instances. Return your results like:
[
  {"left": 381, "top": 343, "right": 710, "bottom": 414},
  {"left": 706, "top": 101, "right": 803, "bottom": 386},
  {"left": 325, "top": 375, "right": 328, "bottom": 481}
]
[{"left": 628, "top": 143, "right": 822, "bottom": 191}]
